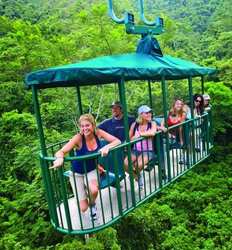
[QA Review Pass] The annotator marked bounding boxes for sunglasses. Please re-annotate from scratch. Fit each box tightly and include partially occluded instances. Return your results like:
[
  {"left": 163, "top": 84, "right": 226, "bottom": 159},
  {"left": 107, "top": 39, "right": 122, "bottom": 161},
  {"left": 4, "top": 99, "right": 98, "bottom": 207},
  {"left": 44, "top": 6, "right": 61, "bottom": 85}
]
[{"left": 195, "top": 99, "right": 201, "bottom": 103}]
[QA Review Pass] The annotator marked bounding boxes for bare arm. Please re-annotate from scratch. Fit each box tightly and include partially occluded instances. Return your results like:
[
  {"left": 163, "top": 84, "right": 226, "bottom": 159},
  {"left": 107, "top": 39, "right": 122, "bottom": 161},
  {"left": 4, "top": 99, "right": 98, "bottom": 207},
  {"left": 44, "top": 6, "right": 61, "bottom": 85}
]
[
  {"left": 51, "top": 134, "right": 82, "bottom": 169},
  {"left": 129, "top": 122, "right": 137, "bottom": 140},
  {"left": 157, "top": 118, "right": 167, "bottom": 132},
  {"left": 167, "top": 114, "right": 177, "bottom": 125},
  {"left": 97, "top": 129, "right": 121, "bottom": 156},
  {"left": 181, "top": 112, "right": 187, "bottom": 122}
]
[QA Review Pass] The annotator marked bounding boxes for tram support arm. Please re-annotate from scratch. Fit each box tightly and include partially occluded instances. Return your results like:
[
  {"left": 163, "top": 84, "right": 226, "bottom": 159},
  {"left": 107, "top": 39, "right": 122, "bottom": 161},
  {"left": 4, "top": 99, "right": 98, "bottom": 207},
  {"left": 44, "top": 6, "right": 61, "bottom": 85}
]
[
  {"left": 118, "top": 78, "right": 136, "bottom": 207},
  {"left": 161, "top": 77, "right": 171, "bottom": 181}
]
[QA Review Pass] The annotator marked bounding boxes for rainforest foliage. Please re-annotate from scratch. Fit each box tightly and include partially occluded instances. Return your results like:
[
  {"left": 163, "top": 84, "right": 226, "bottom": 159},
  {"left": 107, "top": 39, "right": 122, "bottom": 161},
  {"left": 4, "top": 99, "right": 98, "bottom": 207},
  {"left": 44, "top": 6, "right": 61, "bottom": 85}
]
[{"left": 0, "top": 0, "right": 232, "bottom": 249}]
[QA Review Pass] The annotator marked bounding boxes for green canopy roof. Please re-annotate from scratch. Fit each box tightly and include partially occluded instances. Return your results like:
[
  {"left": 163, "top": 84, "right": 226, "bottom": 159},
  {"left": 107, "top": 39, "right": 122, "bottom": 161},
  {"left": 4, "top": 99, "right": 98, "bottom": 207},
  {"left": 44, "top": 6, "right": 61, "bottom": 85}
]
[{"left": 25, "top": 53, "right": 216, "bottom": 89}]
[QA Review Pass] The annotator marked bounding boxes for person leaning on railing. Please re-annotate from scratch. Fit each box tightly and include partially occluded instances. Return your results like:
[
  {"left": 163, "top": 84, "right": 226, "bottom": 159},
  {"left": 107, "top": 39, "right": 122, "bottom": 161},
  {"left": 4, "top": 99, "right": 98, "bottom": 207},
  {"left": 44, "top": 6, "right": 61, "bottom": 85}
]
[
  {"left": 124, "top": 105, "right": 157, "bottom": 190},
  {"left": 193, "top": 94, "right": 205, "bottom": 151},
  {"left": 203, "top": 94, "right": 211, "bottom": 112},
  {"left": 202, "top": 94, "right": 212, "bottom": 146},
  {"left": 167, "top": 99, "right": 187, "bottom": 146},
  {"left": 50, "top": 113, "right": 120, "bottom": 221},
  {"left": 193, "top": 94, "right": 204, "bottom": 117}
]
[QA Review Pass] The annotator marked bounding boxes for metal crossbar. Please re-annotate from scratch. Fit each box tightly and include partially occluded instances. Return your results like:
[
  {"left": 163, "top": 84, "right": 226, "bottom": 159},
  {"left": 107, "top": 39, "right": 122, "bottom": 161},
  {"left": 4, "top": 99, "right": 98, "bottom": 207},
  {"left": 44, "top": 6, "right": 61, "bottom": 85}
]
[{"left": 107, "top": 0, "right": 164, "bottom": 35}]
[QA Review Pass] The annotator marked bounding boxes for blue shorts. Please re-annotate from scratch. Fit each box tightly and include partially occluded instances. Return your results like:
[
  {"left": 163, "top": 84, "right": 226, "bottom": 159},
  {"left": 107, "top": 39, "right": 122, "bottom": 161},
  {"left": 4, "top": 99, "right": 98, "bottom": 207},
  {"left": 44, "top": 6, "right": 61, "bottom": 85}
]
[{"left": 131, "top": 150, "right": 155, "bottom": 160}]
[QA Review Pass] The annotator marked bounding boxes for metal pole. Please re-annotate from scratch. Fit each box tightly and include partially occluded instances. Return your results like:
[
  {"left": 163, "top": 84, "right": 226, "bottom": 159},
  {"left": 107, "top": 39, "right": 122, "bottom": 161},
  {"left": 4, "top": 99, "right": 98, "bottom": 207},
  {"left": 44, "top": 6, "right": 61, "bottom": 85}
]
[
  {"left": 161, "top": 77, "right": 168, "bottom": 127},
  {"left": 118, "top": 78, "right": 136, "bottom": 206},
  {"left": 148, "top": 80, "right": 153, "bottom": 109},
  {"left": 118, "top": 79, "right": 130, "bottom": 141},
  {"left": 188, "top": 77, "right": 194, "bottom": 120},
  {"left": 161, "top": 77, "right": 171, "bottom": 181},
  {"left": 32, "top": 86, "right": 47, "bottom": 155},
  {"left": 205, "top": 114, "right": 210, "bottom": 155},
  {"left": 155, "top": 133, "right": 163, "bottom": 188},
  {"left": 139, "top": 0, "right": 157, "bottom": 26},
  {"left": 201, "top": 76, "right": 204, "bottom": 95},
  {"left": 112, "top": 151, "right": 123, "bottom": 215},
  {"left": 31, "top": 86, "right": 59, "bottom": 226},
  {"left": 188, "top": 76, "right": 196, "bottom": 164},
  {"left": 107, "top": 0, "right": 126, "bottom": 24},
  {"left": 76, "top": 85, "right": 83, "bottom": 115}
]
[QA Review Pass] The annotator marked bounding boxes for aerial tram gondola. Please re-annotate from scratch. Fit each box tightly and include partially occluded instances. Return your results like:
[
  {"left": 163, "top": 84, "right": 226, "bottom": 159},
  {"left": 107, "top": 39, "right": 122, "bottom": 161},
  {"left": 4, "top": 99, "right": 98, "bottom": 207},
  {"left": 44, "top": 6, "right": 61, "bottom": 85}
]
[{"left": 25, "top": 0, "right": 215, "bottom": 235}]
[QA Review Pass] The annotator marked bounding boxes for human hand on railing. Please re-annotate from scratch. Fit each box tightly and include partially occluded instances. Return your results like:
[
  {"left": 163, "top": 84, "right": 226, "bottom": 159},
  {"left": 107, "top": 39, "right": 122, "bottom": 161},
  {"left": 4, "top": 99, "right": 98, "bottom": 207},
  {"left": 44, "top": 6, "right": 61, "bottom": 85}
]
[
  {"left": 158, "top": 125, "right": 167, "bottom": 133},
  {"left": 99, "top": 146, "right": 109, "bottom": 157},
  {"left": 98, "top": 165, "right": 105, "bottom": 175},
  {"left": 50, "top": 157, "right": 64, "bottom": 169}
]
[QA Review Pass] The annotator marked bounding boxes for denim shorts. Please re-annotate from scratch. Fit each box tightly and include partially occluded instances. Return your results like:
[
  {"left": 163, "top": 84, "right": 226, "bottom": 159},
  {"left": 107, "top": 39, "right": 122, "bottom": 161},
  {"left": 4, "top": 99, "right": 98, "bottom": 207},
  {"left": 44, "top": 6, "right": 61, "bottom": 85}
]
[{"left": 131, "top": 150, "right": 155, "bottom": 160}]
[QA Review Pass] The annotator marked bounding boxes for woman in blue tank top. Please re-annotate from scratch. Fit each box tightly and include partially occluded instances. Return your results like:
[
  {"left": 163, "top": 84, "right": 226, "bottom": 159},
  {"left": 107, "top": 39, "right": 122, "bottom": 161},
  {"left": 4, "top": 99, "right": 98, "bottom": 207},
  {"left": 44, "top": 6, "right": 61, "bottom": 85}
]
[{"left": 51, "top": 114, "right": 120, "bottom": 219}]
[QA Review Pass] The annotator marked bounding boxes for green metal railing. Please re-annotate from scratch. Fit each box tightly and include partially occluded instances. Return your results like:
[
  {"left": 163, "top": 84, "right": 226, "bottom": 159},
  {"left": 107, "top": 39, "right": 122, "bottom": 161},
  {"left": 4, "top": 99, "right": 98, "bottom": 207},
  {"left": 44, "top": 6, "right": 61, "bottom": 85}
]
[{"left": 40, "top": 113, "right": 212, "bottom": 235}]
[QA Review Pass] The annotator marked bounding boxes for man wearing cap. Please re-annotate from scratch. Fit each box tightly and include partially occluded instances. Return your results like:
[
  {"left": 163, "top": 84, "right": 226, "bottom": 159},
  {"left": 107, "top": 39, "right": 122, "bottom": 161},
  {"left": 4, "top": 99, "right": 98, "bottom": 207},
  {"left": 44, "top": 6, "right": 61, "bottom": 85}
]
[
  {"left": 203, "top": 94, "right": 211, "bottom": 112},
  {"left": 98, "top": 101, "right": 135, "bottom": 142}
]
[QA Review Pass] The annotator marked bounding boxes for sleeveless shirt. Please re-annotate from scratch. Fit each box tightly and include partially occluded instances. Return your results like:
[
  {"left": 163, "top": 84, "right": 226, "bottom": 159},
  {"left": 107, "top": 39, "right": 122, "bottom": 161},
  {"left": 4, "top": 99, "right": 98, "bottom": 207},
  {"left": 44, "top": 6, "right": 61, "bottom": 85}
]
[
  {"left": 133, "top": 122, "right": 153, "bottom": 152},
  {"left": 72, "top": 134, "right": 101, "bottom": 174}
]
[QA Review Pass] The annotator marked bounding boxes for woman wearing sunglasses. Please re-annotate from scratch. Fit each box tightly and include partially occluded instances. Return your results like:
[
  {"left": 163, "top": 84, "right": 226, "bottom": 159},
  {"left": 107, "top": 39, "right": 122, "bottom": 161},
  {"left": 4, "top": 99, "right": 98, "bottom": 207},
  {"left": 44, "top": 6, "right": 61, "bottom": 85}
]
[
  {"left": 124, "top": 105, "right": 157, "bottom": 189},
  {"left": 193, "top": 94, "right": 205, "bottom": 152},
  {"left": 193, "top": 94, "right": 204, "bottom": 116}
]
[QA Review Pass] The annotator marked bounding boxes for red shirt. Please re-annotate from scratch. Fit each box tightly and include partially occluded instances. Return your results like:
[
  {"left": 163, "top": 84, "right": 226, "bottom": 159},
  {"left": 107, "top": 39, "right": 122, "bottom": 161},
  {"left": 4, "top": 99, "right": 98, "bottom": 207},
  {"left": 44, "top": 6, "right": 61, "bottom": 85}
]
[{"left": 167, "top": 113, "right": 186, "bottom": 127}]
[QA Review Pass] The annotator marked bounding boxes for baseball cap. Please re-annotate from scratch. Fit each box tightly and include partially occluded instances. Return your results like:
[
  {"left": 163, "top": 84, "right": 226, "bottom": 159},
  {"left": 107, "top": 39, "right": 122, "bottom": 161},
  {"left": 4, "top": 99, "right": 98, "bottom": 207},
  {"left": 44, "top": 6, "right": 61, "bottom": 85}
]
[
  {"left": 203, "top": 94, "right": 210, "bottom": 100},
  {"left": 110, "top": 101, "right": 122, "bottom": 108},
  {"left": 138, "top": 105, "right": 152, "bottom": 114}
]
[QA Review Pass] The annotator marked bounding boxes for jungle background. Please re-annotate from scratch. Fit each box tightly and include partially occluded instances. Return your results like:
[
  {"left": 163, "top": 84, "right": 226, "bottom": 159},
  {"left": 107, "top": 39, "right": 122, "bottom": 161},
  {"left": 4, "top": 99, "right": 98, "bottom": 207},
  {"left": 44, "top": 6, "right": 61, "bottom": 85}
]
[{"left": 0, "top": 0, "right": 232, "bottom": 249}]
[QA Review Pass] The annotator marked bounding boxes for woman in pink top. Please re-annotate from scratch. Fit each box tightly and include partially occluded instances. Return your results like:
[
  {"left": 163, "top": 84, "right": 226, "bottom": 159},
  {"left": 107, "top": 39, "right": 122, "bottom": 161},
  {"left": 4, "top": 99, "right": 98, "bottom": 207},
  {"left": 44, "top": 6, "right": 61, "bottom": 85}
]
[{"left": 124, "top": 105, "right": 157, "bottom": 189}]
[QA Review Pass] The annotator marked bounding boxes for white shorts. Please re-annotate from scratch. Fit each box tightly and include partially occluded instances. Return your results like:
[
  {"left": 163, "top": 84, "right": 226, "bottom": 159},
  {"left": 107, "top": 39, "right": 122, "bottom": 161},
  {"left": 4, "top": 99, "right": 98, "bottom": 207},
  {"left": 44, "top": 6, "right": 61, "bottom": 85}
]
[{"left": 69, "top": 169, "right": 98, "bottom": 201}]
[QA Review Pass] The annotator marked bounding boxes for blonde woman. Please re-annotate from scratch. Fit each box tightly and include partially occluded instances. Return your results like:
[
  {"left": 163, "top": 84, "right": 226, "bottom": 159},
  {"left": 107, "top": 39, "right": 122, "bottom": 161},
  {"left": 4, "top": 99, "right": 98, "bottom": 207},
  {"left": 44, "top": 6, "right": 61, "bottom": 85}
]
[
  {"left": 124, "top": 105, "right": 157, "bottom": 189},
  {"left": 167, "top": 99, "right": 186, "bottom": 146},
  {"left": 51, "top": 114, "right": 120, "bottom": 220}
]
